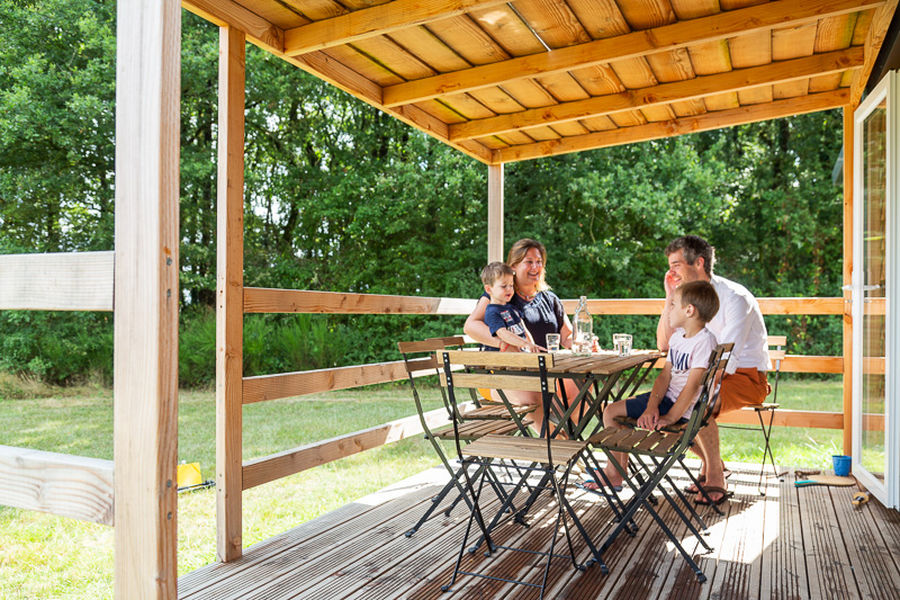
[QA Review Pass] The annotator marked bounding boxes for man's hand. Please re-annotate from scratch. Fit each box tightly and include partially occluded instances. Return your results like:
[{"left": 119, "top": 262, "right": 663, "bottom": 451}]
[
  {"left": 637, "top": 407, "right": 659, "bottom": 430},
  {"left": 664, "top": 271, "right": 678, "bottom": 298}
]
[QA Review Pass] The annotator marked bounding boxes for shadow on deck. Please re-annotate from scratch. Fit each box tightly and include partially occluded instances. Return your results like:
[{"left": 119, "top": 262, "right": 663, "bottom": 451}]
[{"left": 179, "top": 462, "right": 900, "bottom": 600}]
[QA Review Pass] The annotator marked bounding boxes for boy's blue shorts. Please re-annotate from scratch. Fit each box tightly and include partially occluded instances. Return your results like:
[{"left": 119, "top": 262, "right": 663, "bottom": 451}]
[{"left": 625, "top": 391, "right": 689, "bottom": 424}]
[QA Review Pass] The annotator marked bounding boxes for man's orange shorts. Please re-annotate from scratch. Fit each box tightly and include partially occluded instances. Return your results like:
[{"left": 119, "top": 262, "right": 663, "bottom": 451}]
[{"left": 717, "top": 368, "right": 770, "bottom": 415}]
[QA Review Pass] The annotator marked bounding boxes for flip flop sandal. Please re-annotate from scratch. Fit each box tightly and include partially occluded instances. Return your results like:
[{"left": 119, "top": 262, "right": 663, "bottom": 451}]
[
  {"left": 577, "top": 478, "right": 623, "bottom": 493},
  {"left": 694, "top": 486, "right": 733, "bottom": 506}
]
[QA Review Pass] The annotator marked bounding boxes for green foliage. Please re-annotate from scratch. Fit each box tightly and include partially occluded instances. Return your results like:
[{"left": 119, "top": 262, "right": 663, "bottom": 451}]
[{"left": 0, "top": 0, "right": 847, "bottom": 385}]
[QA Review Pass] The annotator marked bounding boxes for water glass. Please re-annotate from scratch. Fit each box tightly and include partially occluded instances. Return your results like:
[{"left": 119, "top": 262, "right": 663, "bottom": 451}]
[
  {"left": 613, "top": 333, "right": 632, "bottom": 356},
  {"left": 545, "top": 333, "right": 561, "bottom": 353}
]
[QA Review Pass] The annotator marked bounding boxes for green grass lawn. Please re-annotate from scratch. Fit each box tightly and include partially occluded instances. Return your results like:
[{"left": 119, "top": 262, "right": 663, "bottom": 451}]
[{"left": 0, "top": 376, "right": 844, "bottom": 599}]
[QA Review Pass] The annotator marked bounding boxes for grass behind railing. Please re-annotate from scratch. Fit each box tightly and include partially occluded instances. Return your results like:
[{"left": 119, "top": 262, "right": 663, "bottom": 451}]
[{"left": 0, "top": 376, "right": 842, "bottom": 599}]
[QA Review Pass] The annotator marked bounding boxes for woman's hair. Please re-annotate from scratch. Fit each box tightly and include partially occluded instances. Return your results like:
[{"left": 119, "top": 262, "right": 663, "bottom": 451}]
[{"left": 507, "top": 238, "right": 549, "bottom": 292}]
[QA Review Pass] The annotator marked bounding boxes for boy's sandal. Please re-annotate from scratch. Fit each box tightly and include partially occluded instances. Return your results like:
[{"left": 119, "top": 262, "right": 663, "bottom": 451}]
[{"left": 694, "top": 486, "right": 733, "bottom": 506}]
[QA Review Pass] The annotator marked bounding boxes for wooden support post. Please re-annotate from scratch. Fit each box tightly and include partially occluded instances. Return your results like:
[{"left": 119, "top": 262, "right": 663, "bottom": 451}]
[
  {"left": 216, "top": 25, "right": 246, "bottom": 563},
  {"left": 843, "top": 106, "right": 854, "bottom": 456},
  {"left": 487, "top": 163, "right": 504, "bottom": 263},
  {"left": 113, "top": 0, "right": 181, "bottom": 597}
]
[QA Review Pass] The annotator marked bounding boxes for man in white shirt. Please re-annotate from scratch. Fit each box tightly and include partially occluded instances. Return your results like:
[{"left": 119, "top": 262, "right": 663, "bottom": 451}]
[{"left": 656, "top": 235, "right": 770, "bottom": 505}]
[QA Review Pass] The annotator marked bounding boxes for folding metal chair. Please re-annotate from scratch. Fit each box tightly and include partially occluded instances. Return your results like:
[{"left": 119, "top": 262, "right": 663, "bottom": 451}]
[
  {"left": 440, "top": 350, "right": 606, "bottom": 598},
  {"left": 398, "top": 337, "right": 534, "bottom": 537},
  {"left": 590, "top": 343, "right": 734, "bottom": 583},
  {"left": 717, "top": 335, "right": 784, "bottom": 494}
]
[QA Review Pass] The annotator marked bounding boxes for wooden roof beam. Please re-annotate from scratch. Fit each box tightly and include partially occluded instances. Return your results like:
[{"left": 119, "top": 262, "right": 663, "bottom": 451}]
[
  {"left": 182, "top": 0, "right": 284, "bottom": 53},
  {"left": 451, "top": 47, "right": 863, "bottom": 141},
  {"left": 284, "top": 0, "right": 509, "bottom": 56},
  {"left": 383, "top": 0, "right": 883, "bottom": 108},
  {"left": 850, "top": 0, "right": 899, "bottom": 106},
  {"left": 493, "top": 89, "right": 850, "bottom": 163}
]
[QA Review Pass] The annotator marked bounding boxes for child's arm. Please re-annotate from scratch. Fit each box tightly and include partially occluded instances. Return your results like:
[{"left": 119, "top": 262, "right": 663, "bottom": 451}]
[
  {"left": 657, "top": 366, "right": 706, "bottom": 428},
  {"left": 636, "top": 364, "right": 672, "bottom": 429},
  {"left": 495, "top": 327, "right": 544, "bottom": 352}
]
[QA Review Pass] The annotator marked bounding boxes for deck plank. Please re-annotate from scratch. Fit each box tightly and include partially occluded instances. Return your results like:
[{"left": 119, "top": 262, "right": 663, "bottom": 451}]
[{"left": 179, "top": 462, "right": 900, "bottom": 600}]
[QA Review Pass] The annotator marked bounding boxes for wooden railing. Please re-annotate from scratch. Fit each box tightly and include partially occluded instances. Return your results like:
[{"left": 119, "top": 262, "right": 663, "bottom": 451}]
[{"left": 241, "top": 289, "right": 854, "bottom": 487}]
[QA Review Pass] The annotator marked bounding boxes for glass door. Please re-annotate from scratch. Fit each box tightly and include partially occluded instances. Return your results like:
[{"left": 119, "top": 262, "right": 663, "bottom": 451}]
[{"left": 853, "top": 71, "right": 899, "bottom": 509}]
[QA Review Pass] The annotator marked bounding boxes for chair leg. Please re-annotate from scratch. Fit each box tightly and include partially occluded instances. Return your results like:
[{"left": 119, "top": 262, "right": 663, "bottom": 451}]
[{"left": 756, "top": 407, "right": 780, "bottom": 496}]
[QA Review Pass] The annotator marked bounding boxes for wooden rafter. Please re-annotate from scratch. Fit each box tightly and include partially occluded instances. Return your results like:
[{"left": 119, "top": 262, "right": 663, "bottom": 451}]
[
  {"left": 283, "top": 0, "right": 509, "bottom": 56},
  {"left": 451, "top": 47, "right": 863, "bottom": 141},
  {"left": 183, "top": 0, "right": 284, "bottom": 53},
  {"left": 493, "top": 89, "right": 849, "bottom": 163},
  {"left": 850, "top": 0, "right": 900, "bottom": 106},
  {"left": 382, "top": 0, "right": 883, "bottom": 108}
]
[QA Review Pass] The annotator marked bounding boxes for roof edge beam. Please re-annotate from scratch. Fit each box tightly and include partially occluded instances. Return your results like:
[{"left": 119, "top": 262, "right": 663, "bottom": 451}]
[
  {"left": 284, "top": 0, "right": 509, "bottom": 56},
  {"left": 493, "top": 89, "right": 850, "bottom": 163},
  {"left": 383, "top": 0, "right": 883, "bottom": 108},
  {"left": 451, "top": 47, "right": 863, "bottom": 141},
  {"left": 183, "top": 0, "right": 284, "bottom": 53}
]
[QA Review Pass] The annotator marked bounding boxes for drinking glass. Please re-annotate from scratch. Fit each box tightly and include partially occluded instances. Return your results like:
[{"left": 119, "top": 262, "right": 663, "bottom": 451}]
[
  {"left": 613, "top": 333, "right": 632, "bottom": 356},
  {"left": 545, "top": 333, "right": 560, "bottom": 353}
]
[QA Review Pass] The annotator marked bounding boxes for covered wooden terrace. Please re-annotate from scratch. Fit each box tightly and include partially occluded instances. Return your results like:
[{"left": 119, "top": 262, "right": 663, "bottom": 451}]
[{"left": 1, "top": 0, "right": 899, "bottom": 598}]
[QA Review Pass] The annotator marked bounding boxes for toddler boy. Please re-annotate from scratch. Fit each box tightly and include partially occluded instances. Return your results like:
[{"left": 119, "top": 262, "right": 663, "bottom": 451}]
[{"left": 481, "top": 262, "right": 543, "bottom": 352}]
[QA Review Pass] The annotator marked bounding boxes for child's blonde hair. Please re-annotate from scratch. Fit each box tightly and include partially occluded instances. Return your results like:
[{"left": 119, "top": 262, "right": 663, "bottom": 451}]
[{"left": 481, "top": 261, "right": 514, "bottom": 286}]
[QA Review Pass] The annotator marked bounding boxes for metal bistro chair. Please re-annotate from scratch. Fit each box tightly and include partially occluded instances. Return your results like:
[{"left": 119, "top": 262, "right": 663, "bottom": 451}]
[
  {"left": 398, "top": 337, "right": 534, "bottom": 537},
  {"left": 440, "top": 350, "right": 606, "bottom": 599},
  {"left": 717, "top": 335, "right": 785, "bottom": 495},
  {"left": 590, "top": 343, "right": 733, "bottom": 583}
]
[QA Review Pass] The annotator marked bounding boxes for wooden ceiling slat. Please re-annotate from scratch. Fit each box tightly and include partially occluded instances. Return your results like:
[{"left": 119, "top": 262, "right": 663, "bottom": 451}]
[
  {"left": 736, "top": 86, "right": 775, "bottom": 105},
  {"left": 534, "top": 72, "right": 590, "bottom": 102},
  {"left": 493, "top": 89, "right": 850, "bottom": 163},
  {"left": 773, "top": 80, "right": 811, "bottom": 99},
  {"left": 451, "top": 48, "right": 863, "bottom": 141},
  {"left": 703, "top": 91, "right": 741, "bottom": 111},
  {"left": 608, "top": 110, "right": 648, "bottom": 127},
  {"left": 688, "top": 39, "right": 732, "bottom": 75},
  {"left": 282, "top": 0, "right": 509, "bottom": 55},
  {"left": 669, "top": 0, "right": 720, "bottom": 20},
  {"left": 499, "top": 79, "right": 559, "bottom": 108},
  {"left": 467, "top": 87, "right": 525, "bottom": 113},
  {"left": 852, "top": 8, "right": 876, "bottom": 44},
  {"left": 509, "top": 0, "right": 591, "bottom": 48},
  {"left": 772, "top": 23, "right": 818, "bottom": 60},
  {"left": 565, "top": 0, "right": 630, "bottom": 38},
  {"left": 285, "top": 0, "right": 346, "bottom": 21},
  {"left": 814, "top": 12, "right": 859, "bottom": 52},
  {"left": 569, "top": 64, "right": 627, "bottom": 96},
  {"left": 240, "top": 0, "right": 309, "bottom": 28},
  {"left": 428, "top": 14, "right": 513, "bottom": 64},
  {"left": 617, "top": 0, "right": 676, "bottom": 29},
  {"left": 729, "top": 30, "right": 773, "bottom": 68},
  {"left": 351, "top": 36, "right": 437, "bottom": 80},
  {"left": 641, "top": 104, "right": 678, "bottom": 122},
  {"left": 580, "top": 115, "right": 617, "bottom": 131},
  {"left": 550, "top": 120, "right": 590, "bottom": 136},
  {"left": 522, "top": 125, "right": 562, "bottom": 141},
  {"left": 414, "top": 99, "right": 468, "bottom": 123},
  {"left": 439, "top": 93, "right": 497, "bottom": 119},
  {"left": 381, "top": 0, "right": 881, "bottom": 107},
  {"left": 469, "top": 5, "right": 544, "bottom": 56},
  {"left": 670, "top": 99, "right": 708, "bottom": 116},
  {"left": 809, "top": 72, "right": 845, "bottom": 92},
  {"left": 387, "top": 27, "right": 471, "bottom": 73},
  {"left": 320, "top": 45, "right": 404, "bottom": 86}
]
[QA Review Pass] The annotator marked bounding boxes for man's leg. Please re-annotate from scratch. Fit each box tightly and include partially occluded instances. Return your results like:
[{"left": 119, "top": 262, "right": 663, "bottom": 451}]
[
  {"left": 694, "top": 420, "right": 726, "bottom": 502},
  {"left": 600, "top": 400, "right": 629, "bottom": 487}
]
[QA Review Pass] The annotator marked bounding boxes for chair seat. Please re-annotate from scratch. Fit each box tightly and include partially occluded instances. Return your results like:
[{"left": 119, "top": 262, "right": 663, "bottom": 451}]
[
  {"left": 434, "top": 419, "right": 531, "bottom": 441},
  {"left": 462, "top": 433, "right": 587, "bottom": 464},
  {"left": 753, "top": 403, "right": 779, "bottom": 411},
  {"left": 461, "top": 404, "right": 535, "bottom": 420},
  {"left": 589, "top": 427, "right": 682, "bottom": 457}
]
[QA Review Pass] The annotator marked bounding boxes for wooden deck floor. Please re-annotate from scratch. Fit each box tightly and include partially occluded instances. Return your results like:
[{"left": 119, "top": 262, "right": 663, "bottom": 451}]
[{"left": 179, "top": 462, "right": 900, "bottom": 600}]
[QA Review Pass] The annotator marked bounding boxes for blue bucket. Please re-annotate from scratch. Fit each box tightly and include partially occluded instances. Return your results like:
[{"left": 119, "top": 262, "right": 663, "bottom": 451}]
[{"left": 832, "top": 455, "right": 851, "bottom": 477}]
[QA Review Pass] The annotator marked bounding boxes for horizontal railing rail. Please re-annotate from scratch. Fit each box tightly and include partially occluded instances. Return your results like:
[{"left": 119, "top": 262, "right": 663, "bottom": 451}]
[{"left": 0, "top": 445, "right": 114, "bottom": 526}]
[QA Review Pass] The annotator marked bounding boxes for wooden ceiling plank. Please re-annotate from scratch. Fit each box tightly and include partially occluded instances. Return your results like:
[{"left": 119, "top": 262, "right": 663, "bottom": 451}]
[
  {"left": 669, "top": 0, "right": 720, "bottom": 20},
  {"left": 814, "top": 13, "right": 859, "bottom": 52},
  {"left": 493, "top": 89, "right": 850, "bottom": 162},
  {"left": 382, "top": 0, "right": 882, "bottom": 107},
  {"left": 703, "top": 91, "right": 741, "bottom": 111},
  {"left": 729, "top": 29, "right": 773, "bottom": 68},
  {"left": 183, "top": 0, "right": 285, "bottom": 53},
  {"left": 565, "top": 0, "right": 630, "bottom": 38},
  {"left": 283, "top": 0, "right": 509, "bottom": 55},
  {"left": 772, "top": 23, "right": 818, "bottom": 60},
  {"left": 850, "top": 0, "right": 899, "bottom": 106},
  {"left": 736, "top": 86, "right": 775, "bottom": 104},
  {"left": 451, "top": 47, "right": 862, "bottom": 140}
]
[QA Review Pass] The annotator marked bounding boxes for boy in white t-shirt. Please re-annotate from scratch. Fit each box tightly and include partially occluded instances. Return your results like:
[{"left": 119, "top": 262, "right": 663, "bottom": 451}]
[{"left": 593, "top": 280, "right": 719, "bottom": 490}]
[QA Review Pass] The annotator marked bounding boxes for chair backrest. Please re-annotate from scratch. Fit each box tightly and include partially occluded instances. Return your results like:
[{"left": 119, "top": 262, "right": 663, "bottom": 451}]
[
  {"left": 440, "top": 350, "right": 558, "bottom": 457},
  {"left": 397, "top": 336, "right": 465, "bottom": 424},
  {"left": 697, "top": 342, "right": 735, "bottom": 431},
  {"left": 767, "top": 335, "right": 786, "bottom": 403}
]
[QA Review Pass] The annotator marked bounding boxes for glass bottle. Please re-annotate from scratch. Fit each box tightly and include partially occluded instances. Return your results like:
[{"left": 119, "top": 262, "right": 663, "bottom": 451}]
[{"left": 572, "top": 295, "right": 593, "bottom": 355}]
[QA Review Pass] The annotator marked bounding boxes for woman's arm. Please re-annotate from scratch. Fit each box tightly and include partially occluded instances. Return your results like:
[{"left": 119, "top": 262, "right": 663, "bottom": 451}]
[{"left": 464, "top": 296, "right": 499, "bottom": 347}]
